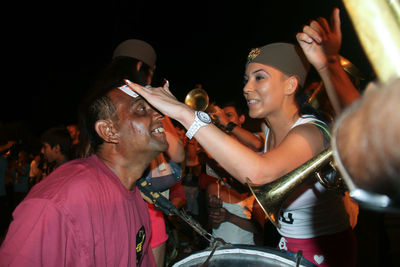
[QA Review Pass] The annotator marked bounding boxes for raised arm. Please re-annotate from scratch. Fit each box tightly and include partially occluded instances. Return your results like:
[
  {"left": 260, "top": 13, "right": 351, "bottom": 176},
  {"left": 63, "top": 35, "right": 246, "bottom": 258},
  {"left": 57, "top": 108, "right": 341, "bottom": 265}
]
[
  {"left": 124, "top": 80, "right": 322, "bottom": 185},
  {"left": 296, "top": 8, "right": 360, "bottom": 114}
]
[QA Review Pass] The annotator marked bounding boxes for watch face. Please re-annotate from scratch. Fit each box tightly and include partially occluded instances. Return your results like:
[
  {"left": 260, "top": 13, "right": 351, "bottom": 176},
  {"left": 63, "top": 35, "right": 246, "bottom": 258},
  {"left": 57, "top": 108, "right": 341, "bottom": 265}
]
[{"left": 197, "top": 111, "right": 211, "bottom": 123}]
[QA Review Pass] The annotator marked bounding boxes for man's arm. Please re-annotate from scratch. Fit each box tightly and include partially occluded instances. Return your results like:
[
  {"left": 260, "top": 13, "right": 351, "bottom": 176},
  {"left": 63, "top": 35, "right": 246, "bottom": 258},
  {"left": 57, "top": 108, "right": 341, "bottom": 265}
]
[
  {"left": 210, "top": 105, "right": 263, "bottom": 151},
  {"left": 208, "top": 195, "right": 262, "bottom": 238},
  {"left": 0, "top": 141, "right": 16, "bottom": 154}
]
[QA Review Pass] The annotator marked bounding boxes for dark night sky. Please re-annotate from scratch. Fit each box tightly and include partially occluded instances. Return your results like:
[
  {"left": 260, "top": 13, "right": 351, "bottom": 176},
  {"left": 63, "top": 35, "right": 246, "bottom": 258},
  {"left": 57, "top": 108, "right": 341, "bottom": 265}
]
[{"left": 2, "top": 0, "right": 373, "bottom": 138}]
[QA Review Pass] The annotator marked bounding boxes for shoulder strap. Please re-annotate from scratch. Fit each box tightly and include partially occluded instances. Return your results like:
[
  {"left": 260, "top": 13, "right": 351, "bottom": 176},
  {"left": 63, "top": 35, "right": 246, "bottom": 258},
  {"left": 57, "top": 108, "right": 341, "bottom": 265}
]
[{"left": 310, "top": 121, "right": 331, "bottom": 139}]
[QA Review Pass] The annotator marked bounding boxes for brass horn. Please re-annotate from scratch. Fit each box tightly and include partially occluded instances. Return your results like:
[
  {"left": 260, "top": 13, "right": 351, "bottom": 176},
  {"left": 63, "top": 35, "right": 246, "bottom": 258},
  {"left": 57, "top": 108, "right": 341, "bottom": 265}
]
[
  {"left": 247, "top": 149, "right": 342, "bottom": 229},
  {"left": 184, "top": 85, "right": 209, "bottom": 111}
]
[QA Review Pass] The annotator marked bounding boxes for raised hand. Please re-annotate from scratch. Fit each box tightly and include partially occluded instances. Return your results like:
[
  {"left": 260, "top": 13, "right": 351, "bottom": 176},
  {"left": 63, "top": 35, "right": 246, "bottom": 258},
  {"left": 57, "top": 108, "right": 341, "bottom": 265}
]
[
  {"left": 296, "top": 8, "right": 342, "bottom": 72},
  {"left": 124, "top": 79, "right": 192, "bottom": 122}
]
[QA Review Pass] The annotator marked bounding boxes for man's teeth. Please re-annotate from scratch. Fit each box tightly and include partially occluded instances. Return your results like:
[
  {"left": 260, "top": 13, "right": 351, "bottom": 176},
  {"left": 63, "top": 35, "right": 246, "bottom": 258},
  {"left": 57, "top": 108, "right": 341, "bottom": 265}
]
[
  {"left": 153, "top": 127, "right": 165, "bottom": 133},
  {"left": 248, "top": 99, "right": 258, "bottom": 104}
]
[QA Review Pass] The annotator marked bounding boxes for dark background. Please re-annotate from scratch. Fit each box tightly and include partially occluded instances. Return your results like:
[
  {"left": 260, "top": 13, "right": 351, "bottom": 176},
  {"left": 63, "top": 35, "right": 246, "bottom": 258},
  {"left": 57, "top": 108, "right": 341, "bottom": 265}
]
[{"left": 2, "top": 0, "right": 373, "bottom": 138}]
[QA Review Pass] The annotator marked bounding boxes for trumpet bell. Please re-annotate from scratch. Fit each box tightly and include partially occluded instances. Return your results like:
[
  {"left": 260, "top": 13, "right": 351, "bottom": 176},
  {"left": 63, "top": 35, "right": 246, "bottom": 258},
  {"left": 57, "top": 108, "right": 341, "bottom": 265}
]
[{"left": 184, "top": 88, "right": 209, "bottom": 111}]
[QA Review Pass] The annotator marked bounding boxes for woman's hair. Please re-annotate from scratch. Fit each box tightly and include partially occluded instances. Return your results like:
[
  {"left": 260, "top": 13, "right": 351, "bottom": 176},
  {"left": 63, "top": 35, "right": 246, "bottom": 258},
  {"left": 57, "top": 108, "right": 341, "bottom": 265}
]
[{"left": 294, "top": 84, "right": 329, "bottom": 123}]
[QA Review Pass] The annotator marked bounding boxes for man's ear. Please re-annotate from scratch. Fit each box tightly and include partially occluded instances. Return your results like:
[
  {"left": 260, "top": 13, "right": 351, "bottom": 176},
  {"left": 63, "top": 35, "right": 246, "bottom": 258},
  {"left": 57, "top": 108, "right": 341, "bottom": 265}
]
[
  {"left": 285, "top": 76, "right": 299, "bottom": 96},
  {"left": 238, "top": 114, "right": 246, "bottom": 125},
  {"left": 94, "top": 120, "right": 119, "bottom": 144}
]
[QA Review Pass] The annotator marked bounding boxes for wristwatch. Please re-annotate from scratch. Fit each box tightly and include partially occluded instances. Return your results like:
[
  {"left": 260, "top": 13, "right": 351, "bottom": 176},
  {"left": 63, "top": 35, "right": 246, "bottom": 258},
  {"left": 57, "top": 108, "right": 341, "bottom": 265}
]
[
  {"left": 226, "top": 122, "right": 238, "bottom": 133},
  {"left": 186, "top": 111, "right": 212, "bottom": 139}
]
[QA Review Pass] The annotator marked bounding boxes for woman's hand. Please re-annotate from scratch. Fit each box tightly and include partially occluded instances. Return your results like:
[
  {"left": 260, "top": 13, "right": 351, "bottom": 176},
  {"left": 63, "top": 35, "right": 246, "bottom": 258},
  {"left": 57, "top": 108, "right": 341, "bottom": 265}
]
[
  {"left": 124, "top": 79, "right": 192, "bottom": 123},
  {"left": 296, "top": 8, "right": 342, "bottom": 72}
]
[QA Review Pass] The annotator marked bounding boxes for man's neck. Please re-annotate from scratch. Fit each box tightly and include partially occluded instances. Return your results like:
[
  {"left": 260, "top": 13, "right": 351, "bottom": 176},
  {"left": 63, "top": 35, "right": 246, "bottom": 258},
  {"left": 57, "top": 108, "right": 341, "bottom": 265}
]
[{"left": 96, "top": 149, "right": 153, "bottom": 190}]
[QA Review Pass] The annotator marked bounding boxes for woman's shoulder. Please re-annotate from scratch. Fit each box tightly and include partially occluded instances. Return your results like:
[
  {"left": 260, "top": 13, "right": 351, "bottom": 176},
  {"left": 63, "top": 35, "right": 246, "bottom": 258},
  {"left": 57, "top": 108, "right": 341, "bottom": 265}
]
[{"left": 284, "top": 119, "right": 327, "bottom": 155}]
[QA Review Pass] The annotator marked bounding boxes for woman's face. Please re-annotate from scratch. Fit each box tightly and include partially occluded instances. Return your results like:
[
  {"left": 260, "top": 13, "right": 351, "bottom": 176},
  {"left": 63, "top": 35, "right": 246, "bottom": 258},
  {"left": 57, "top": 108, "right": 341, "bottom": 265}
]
[{"left": 243, "top": 62, "right": 289, "bottom": 119}]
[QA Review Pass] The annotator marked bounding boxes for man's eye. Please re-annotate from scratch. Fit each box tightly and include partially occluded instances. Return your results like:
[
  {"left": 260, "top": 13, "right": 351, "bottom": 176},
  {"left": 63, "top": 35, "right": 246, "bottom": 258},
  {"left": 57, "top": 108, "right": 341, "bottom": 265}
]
[{"left": 135, "top": 104, "right": 146, "bottom": 112}]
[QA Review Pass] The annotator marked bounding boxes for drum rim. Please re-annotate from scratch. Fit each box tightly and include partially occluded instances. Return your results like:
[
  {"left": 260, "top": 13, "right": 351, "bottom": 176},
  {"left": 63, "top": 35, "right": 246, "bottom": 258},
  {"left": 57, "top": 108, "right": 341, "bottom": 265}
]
[{"left": 172, "top": 245, "right": 315, "bottom": 267}]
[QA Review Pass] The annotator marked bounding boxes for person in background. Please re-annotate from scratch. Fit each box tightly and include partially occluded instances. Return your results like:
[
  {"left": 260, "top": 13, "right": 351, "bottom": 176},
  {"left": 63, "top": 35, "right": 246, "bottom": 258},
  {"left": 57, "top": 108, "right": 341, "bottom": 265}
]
[
  {"left": 66, "top": 124, "right": 80, "bottom": 159},
  {"left": 9, "top": 150, "right": 30, "bottom": 209},
  {"left": 209, "top": 100, "right": 264, "bottom": 152},
  {"left": 40, "top": 126, "right": 72, "bottom": 175},
  {"left": 29, "top": 153, "right": 43, "bottom": 187},
  {"left": 204, "top": 100, "right": 265, "bottom": 245},
  {"left": 0, "top": 141, "right": 16, "bottom": 155},
  {"left": 0, "top": 140, "right": 12, "bottom": 241}
]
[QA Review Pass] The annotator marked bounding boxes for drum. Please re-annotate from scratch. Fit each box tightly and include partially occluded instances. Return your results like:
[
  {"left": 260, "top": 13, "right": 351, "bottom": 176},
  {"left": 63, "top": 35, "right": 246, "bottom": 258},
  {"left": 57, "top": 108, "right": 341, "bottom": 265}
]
[{"left": 172, "top": 245, "right": 315, "bottom": 267}]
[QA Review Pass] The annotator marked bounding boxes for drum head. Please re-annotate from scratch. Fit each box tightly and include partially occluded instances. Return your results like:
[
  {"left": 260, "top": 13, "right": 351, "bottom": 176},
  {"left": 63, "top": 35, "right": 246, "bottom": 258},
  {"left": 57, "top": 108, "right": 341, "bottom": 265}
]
[{"left": 172, "top": 245, "right": 315, "bottom": 267}]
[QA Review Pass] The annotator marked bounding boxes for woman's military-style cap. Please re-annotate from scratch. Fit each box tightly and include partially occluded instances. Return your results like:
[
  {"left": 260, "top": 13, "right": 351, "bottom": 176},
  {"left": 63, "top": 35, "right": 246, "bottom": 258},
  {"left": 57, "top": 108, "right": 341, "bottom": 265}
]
[{"left": 247, "top": 42, "right": 310, "bottom": 87}]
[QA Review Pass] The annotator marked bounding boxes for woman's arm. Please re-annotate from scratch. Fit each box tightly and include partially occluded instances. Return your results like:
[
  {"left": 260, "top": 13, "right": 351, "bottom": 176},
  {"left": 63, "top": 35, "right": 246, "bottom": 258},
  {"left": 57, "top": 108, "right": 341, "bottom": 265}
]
[{"left": 125, "top": 82, "right": 324, "bottom": 185}]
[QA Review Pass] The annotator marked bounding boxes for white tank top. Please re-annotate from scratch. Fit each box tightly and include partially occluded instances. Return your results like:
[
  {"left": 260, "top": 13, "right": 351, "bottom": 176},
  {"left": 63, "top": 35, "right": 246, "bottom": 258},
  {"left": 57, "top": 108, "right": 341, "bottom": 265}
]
[
  {"left": 263, "top": 115, "right": 351, "bottom": 238},
  {"left": 212, "top": 196, "right": 255, "bottom": 245}
]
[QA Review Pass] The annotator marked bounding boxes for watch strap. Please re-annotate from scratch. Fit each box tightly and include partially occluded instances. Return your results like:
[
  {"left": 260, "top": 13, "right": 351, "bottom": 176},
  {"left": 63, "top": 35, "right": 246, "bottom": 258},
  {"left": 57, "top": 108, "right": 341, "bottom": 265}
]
[
  {"left": 186, "top": 111, "right": 210, "bottom": 139},
  {"left": 226, "top": 122, "right": 238, "bottom": 132}
]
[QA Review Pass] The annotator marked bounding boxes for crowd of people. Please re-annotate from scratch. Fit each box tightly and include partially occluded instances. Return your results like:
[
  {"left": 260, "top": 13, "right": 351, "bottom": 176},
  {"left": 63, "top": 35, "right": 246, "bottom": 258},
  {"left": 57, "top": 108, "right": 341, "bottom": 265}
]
[
  {"left": 0, "top": 124, "right": 76, "bottom": 236},
  {"left": 0, "top": 6, "right": 399, "bottom": 267}
]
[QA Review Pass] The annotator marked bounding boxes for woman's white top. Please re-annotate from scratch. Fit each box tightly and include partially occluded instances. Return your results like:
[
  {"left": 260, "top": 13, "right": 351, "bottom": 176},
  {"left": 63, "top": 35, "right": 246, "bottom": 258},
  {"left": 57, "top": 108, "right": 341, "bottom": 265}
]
[{"left": 263, "top": 115, "right": 352, "bottom": 238}]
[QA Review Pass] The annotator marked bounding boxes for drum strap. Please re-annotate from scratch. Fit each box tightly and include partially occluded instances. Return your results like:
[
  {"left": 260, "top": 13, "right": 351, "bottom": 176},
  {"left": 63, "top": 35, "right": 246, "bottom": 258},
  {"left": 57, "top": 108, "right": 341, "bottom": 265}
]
[{"left": 137, "top": 177, "right": 216, "bottom": 243}]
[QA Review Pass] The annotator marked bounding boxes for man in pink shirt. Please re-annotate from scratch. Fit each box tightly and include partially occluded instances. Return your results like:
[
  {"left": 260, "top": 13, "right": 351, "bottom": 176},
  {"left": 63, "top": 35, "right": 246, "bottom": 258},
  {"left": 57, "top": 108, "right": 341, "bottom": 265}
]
[{"left": 0, "top": 62, "right": 168, "bottom": 266}]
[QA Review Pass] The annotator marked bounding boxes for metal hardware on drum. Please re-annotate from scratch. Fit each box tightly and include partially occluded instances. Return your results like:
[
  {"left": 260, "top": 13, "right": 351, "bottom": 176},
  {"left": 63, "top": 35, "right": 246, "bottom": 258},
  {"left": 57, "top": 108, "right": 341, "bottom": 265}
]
[{"left": 136, "top": 177, "right": 220, "bottom": 245}]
